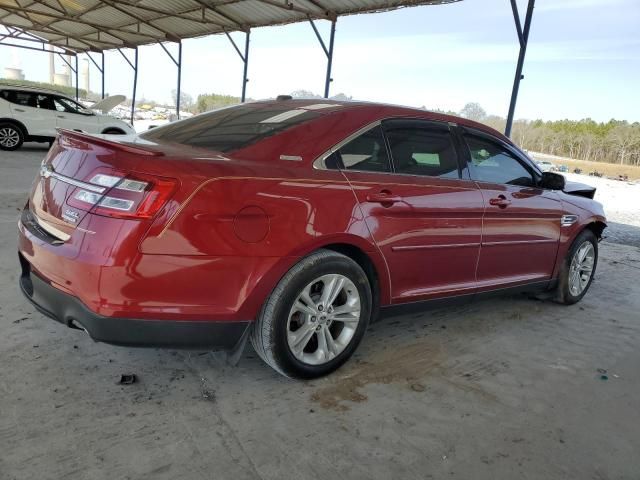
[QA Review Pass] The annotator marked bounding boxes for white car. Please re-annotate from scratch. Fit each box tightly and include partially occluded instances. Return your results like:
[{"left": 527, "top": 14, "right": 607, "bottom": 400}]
[
  {"left": 535, "top": 160, "right": 555, "bottom": 172},
  {"left": 0, "top": 85, "right": 135, "bottom": 150}
]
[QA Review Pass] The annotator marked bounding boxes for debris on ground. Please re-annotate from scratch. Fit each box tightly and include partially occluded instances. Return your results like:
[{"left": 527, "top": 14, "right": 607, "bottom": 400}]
[{"left": 117, "top": 374, "right": 137, "bottom": 385}]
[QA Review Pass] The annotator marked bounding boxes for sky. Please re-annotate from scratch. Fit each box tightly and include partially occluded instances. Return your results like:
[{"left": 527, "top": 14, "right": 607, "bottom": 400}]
[{"left": 1, "top": 0, "right": 639, "bottom": 122}]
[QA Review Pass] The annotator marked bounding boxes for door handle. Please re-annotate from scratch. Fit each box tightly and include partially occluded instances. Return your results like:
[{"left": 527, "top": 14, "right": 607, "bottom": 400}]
[
  {"left": 366, "top": 191, "right": 402, "bottom": 206},
  {"left": 57, "top": 115, "right": 66, "bottom": 119},
  {"left": 489, "top": 195, "right": 511, "bottom": 208},
  {"left": 14, "top": 108, "right": 25, "bottom": 112}
]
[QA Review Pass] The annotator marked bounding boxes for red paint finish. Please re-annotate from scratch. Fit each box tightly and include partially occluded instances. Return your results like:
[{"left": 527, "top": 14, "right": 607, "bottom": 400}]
[{"left": 18, "top": 100, "right": 606, "bottom": 333}]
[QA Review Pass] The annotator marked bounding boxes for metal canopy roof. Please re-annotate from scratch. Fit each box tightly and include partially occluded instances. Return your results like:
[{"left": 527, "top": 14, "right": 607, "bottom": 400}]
[{"left": 0, "top": 0, "right": 459, "bottom": 53}]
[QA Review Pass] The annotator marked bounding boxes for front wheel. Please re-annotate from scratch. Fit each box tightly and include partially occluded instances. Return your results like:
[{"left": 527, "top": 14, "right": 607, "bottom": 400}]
[
  {"left": 555, "top": 229, "right": 598, "bottom": 304},
  {"left": 251, "top": 249, "right": 372, "bottom": 379}
]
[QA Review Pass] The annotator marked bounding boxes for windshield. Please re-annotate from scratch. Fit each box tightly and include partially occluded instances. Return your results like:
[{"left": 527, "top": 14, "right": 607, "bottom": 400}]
[
  {"left": 55, "top": 97, "right": 95, "bottom": 116},
  {"left": 140, "top": 103, "right": 323, "bottom": 153}
]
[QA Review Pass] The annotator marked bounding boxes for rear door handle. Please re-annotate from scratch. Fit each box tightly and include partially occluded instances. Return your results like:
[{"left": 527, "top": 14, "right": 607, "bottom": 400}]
[
  {"left": 366, "top": 191, "right": 402, "bottom": 206},
  {"left": 14, "top": 108, "right": 25, "bottom": 112},
  {"left": 57, "top": 115, "right": 66, "bottom": 119},
  {"left": 489, "top": 195, "right": 511, "bottom": 208}
]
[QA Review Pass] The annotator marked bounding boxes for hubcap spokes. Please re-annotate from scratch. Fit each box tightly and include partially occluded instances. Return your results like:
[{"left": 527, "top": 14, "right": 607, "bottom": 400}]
[
  {"left": 287, "top": 274, "right": 361, "bottom": 365},
  {"left": 569, "top": 242, "right": 595, "bottom": 296},
  {"left": 0, "top": 128, "right": 20, "bottom": 148}
]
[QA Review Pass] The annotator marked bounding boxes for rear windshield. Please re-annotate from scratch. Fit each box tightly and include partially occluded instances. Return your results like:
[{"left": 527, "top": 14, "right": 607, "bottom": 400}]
[{"left": 140, "top": 103, "right": 323, "bottom": 152}]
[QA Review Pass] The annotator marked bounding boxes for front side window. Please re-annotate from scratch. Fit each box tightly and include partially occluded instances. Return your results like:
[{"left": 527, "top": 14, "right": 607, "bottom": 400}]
[
  {"left": 464, "top": 134, "right": 535, "bottom": 187},
  {"left": 331, "top": 125, "right": 391, "bottom": 173},
  {"left": 385, "top": 125, "right": 459, "bottom": 179}
]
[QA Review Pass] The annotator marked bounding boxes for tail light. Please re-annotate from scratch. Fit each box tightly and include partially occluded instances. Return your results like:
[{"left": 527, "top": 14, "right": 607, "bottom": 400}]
[{"left": 68, "top": 172, "right": 177, "bottom": 219}]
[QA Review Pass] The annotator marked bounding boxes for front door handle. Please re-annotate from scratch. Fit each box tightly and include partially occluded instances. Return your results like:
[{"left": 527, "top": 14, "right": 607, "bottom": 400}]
[
  {"left": 57, "top": 115, "right": 66, "bottom": 119},
  {"left": 14, "top": 108, "right": 25, "bottom": 112},
  {"left": 489, "top": 195, "right": 511, "bottom": 208},
  {"left": 366, "top": 191, "right": 402, "bottom": 207}
]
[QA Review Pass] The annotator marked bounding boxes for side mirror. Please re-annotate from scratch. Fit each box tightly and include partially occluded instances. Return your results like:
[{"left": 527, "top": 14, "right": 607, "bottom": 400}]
[{"left": 539, "top": 171, "right": 565, "bottom": 190}]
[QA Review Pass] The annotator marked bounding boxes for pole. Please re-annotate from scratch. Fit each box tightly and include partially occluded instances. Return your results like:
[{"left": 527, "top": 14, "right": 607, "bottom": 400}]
[
  {"left": 241, "top": 31, "right": 250, "bottom": 103},
  {"left": 505, "top": 0, "right": 535, "bottom": 138},
  {"left": 176, "top": 42, "right": 182, "bottom": 118},
  {"left": 131, "top": 47, "right": 138, "bottom": 125},
  {"left": 101, "top": 52, "right": 105, "bottom": 99},
  {"left": 75, "top": 55, "right": 79, "bottom": 100},
  {"left": 324, "top": 20, "right": 336, "bottom": 98}
]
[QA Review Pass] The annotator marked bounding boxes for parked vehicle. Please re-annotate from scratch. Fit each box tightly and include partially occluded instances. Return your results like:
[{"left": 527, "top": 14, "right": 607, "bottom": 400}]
[
  {"left": 557, "top": 165, "right": 569, "bottom": 173},
  {"left": 535, "top": 160, "right": 555, "bottom": 172},
  {"left": 18, "top": 99, "right": 606, "bottom": 378},
  {"left": 0, "top": 85, "right": 134, "bottom": 150}
]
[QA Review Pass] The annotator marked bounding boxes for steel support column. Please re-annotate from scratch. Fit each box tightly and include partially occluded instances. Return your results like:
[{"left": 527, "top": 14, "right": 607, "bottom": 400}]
[
  {"left": 225, "top": 30, "right": 250, "bottom": 102},
  {"left": 309, "top": 18, "right": 337, "bottom": 98},
  {"left": 57, "top": 53, "right": 79, "bottom": 100},
  {"left": 75, "top": 55, "right": 79, "bottom": 100},
  {"left": 117, "top": 47, "right": 138, "bottom": 125},
  {"left": 505, "top": 0, "right": 535, "bottom": 138},
  {"left": 159, "top": 41, "right": 183, "bottom": 118},
  {"left": 87, "top": 52, "right": 105, "bottom": 99}
]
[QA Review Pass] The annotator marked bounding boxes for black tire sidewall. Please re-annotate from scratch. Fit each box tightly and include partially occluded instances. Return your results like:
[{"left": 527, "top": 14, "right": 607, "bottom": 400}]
[
  {"left": 270, "top": 255, "right": 372, "bottom": 379},
  {"left": 0, "top": 123, "right": 24, "bottom": 151},
  {"left": 561, "top": 229, "right": 598, "bottom": 304}
]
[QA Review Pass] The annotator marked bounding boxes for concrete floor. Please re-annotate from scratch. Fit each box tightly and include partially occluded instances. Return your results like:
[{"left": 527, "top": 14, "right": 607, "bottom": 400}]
[{"left": 2, "top": 144, "right": 640, "bottom": 480}]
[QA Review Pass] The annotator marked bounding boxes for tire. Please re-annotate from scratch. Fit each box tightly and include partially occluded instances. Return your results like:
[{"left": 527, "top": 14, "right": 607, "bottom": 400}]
[
  {"left": 250, "top": 249, "right": 372, "bottom": 379},
  {"left": 102, "top": 128, "right": 125, "bottom": 135},
  {"left": 555, "top": 229, "right": 598, "bottom": 305},
  {"left": 0, "top": 122, "right": 24, "bottom": 151}
]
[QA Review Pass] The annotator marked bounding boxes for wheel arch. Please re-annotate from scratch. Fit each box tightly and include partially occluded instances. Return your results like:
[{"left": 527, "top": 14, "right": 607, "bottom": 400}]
[
  {"left": 585, "top": 219, "right": 607, "bottom": 240},
  {"left": 236, "top": 235, "right": 391, "bottom": 323},
  {"left": 101, "top": 127, "right": 126, "bottom": 134},
  {"left": 0, "top": 117, "right": 28, "bottom": 136}
]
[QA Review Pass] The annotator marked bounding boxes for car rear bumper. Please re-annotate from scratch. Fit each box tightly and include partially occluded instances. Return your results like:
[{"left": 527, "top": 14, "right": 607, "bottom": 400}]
[{"left": 19, "top": 255, "right": 251, "bottom": 350}]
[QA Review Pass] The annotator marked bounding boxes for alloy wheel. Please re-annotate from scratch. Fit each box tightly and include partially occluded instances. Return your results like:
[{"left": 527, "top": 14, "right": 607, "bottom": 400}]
[
  {"left": 0, "top": 127, "right": 20, "bottom": 148},
  {"left": 286, "top": 274, "right": 361, "bottom": 365},
  {"left": 568, "top": 241, "right": 595, "bottom": 296}
]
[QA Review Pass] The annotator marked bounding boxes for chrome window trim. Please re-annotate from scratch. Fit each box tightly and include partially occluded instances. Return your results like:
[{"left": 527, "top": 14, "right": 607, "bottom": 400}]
[
  {"left": 312, "top": 117, "right": 461, "bottom": 180},
  {"left": 312, "top": 120, "right": 383, "bottom": 171}
]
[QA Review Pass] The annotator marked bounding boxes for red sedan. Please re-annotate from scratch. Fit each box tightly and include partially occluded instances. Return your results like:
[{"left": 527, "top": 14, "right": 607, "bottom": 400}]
[{"left": 18, "top": 99, "right": 606, "bottom": 378}]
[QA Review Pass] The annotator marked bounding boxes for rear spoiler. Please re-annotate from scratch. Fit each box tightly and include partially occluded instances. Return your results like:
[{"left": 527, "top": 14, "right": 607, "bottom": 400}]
[{"left": 56, "top": 129, "right": 164, "bottom": 157}]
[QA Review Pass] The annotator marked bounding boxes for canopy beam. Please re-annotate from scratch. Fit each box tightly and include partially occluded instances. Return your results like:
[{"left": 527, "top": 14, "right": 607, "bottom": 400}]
[
  {"left": 505, "top": 0, "right": 535, "bottom": 138},
  {"left": 159, "top": 41, "right": 184, "bottom": 118},
  {"left": 309, "top": 18, "right": 337, "bottom": 98},
  {"left": 117, "top": 47, "right": 139, "bottom": 124}
]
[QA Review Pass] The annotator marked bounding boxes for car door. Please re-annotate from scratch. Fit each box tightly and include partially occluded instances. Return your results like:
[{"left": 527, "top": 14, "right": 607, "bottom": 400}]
[
  {"left": 328, "top": 119, "right": 484, "bottom": 303},
  {"left": 53, "top": 96, "right": 95, "bottom": 133},
  {"left": 459, "top": 127, "right": 563, "bottom": 290},
  {"left": 6, "top": 90, "right": 56, "bottom": 137}
]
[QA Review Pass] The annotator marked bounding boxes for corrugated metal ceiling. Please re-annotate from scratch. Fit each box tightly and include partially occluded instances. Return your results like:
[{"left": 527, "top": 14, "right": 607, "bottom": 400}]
[{"left": 0, "top": 0, "right": 460, "bottom": 52}]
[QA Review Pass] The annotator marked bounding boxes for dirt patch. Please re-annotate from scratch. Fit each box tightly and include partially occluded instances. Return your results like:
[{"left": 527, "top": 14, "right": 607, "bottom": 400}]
[{"left": 310, "top": 340, "right": 444, "bottom": 411}]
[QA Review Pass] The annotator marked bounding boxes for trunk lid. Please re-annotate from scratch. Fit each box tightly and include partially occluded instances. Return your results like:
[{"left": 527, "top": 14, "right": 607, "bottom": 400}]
[{"left": 30, "top": 130, "right": 170, "bottom": 238}]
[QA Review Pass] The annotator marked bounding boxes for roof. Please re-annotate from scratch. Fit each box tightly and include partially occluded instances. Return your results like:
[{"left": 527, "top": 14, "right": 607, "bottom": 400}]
[
  {"left": 0, "top": 82, "right": 65, "bottom": 95},
  {"left": 0, "top": 0, "right": 460, "bottom": 53}
]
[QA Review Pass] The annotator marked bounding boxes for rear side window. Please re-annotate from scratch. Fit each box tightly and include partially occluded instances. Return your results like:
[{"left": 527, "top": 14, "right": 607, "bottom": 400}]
[
  {"left": 141, "top": 103, "right": 323, "bottom": 152},
  {"left": 385, "top": 124, "right": 459, "bottom": 179},
  {"left": 464, "top": 134, "right": 535, "bottom": 187},
  {"left": 329, "top": 125, "right": 391, "bottom": 173},
  {"left": 1, "top": 90, "right": 36, "bottom": 107}
]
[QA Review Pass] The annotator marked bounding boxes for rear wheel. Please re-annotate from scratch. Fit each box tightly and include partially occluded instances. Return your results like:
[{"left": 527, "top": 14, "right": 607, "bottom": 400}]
[
  {"left": 0, "top": 123, "right": 24, "bottom": 151},
  {"left": 555, "top": 229, "right": 598, "bottom": 304},
  {"left": 251, "top": 249, "right": 372, "bottom": 379}
]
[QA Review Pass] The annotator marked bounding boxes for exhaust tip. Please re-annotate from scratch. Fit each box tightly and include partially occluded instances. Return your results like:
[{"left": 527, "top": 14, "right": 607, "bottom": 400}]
[{"left": 68, "top": 319, "right": 88, "bottom": 333}]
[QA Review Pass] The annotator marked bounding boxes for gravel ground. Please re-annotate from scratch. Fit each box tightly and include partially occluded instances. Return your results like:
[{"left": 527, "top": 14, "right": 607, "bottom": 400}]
[{"left": 1, "top": 145, "right": 639, "bottom": 480}]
